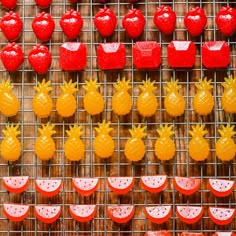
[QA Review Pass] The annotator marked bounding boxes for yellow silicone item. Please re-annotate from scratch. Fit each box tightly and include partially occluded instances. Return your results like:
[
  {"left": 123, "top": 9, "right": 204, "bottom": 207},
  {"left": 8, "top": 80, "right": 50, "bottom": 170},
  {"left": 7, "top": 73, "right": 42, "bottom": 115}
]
[
  {"left": 35, "top": 123, "right": 56, "bottom": 161},
  {"left": 189, "top": 124, "right": 209, "bottom": 161},
  {"left": 1, "top": 124, "right": 21, "bottom": 161},
  {"left": 155, "top": 124, "right": 175, "bottom": 161},
  {"left": 33, "top": 79, "right": 53, "bottom": 118},
  {"left": 0, "top": 79, "right": 19, "bottom": 117},
  {"left": 124, "top": 124, "right": 147, "bottom": 162},
  {"left": 94, "top": 121, "right": 114, "bottom": 158},
  {"left": 65, "top": 125, "right": 85, "bottom": 161}
]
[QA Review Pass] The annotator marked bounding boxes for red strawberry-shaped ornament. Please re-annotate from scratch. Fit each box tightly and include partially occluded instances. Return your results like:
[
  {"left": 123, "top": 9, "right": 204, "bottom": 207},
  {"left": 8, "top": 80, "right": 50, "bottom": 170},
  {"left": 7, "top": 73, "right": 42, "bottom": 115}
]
[
  {"left": 28, "top": 45, "right": 52, "bottom": 74},
  {"left": 94, "top": 7, "right": 117, "bottom": 37},
  {"left": 153, "top": 5, "right": 176, "bottom": 35},
  {"left": 1, "top": 11, "right": 23, "bottom": 41},
  {"left": 60, "top": 10, "right": 83, "bottom": 39},
  {"left": 1, "top": 0, "right": 17, "bottom": 9},
  {"left": 32, "top": 12, "right": 55, "bottom": 42},
  {"left": 184, "top": 7, "right": 207, "bottom": 36},
  {"left": 216, "top": 6, "right": 236, "bottom": 36},
  {"left": 122, "top": 8, "right": 145, "bottom": 38},
  {"left": 1, "top": 42, "right": 24, "bottom": 72},
  {"left": 34, "top": 0, "right": 52, "bottom": 8}
]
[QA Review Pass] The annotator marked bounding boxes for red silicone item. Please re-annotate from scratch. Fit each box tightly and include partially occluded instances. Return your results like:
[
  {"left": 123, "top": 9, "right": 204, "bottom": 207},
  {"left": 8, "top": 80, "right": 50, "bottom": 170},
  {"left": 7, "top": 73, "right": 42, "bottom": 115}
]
[
  {"left": 97, "top": 42, "right": 126, "bottom": 70},
  {"left": 202, "top": 41, "right": 230, "bottom": 68},
  {"left": 59, "top": 42, "right": 86, "bottom": 71},
  {"left": 168, "top": 41, "right": 196, "bottom": 68},
  {"left": 133, "top": 41, "right": 161, "bottom": 69}
]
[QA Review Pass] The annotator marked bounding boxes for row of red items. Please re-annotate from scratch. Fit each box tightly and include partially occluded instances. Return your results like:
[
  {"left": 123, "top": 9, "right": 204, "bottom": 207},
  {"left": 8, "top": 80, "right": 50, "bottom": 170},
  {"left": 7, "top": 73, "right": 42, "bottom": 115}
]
[
  {"left": 0, "top": 40, "right": 230, "bottom": 73},
  {"left": 2, "top": 203, "right": 235, "bottom": 226},
  {"left": 3, "top": 176, "right": 235, "bottom": 198},
  {"left": 146, "top": 231, "right": 235, "bottom": 236},
  {"left": 1, "top": 5, "right": 235, "bottom": 40}
]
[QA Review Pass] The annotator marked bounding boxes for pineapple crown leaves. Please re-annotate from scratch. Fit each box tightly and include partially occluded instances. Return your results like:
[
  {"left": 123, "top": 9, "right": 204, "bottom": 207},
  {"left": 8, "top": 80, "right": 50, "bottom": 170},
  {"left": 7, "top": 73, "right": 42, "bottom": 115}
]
[
  {"left": 218, "top": 123, "right": 236, "bottom": 138},
  {"left": 0, "top": 79, "right": 13, "bottom": 93},
  {"left": 195, "top": 77, "right": 213, "bottom": 91},
  {"left": 221, "top": 75, "right": 236, "bottom": 89},
  {"left": 129, "top": 124, "right": 147, "bottom": 139},
  {"left": 189, "top": 124, "right": 208, "bottom": 138},
  {"left": 83, "top": 78, "right": 100, "bottom": 92},
  {"left": 2, "top": 124, "right": 20, "bottom": 137},
  {"left": 139, "top": 79, "right": 156, "bottom": 93},
  {"left": 164, "top": 78, "right": 182, "bottom": 93},
  {"left": 38, "top": 123, "right": 56, "bottom": 137},
  {"left": 114, "top": 77, "right": 131, "bottom": 92},
  {"left": 60, "top": 80, "right": 78, "bottom": 94},
  {"left": 156, "top": 124, "right": 174, "bottom": 138},
  {"left": 66, "top": 124, "right": 83, "bottom": 138},
  {"left": 95, "top": 120, "right": 113, "bottom": 135},
  {"left": 34, "top": 79, "right": 52, "bottom": 94}
]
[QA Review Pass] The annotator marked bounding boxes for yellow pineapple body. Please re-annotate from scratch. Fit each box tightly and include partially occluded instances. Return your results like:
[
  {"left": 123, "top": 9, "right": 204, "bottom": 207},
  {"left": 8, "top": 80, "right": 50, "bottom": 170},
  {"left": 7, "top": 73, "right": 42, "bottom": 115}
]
[
  {"left": 112, "top": 78, "right": 132, "bottom": 116},
  {"left": 56, "top": 80, "right": 78, "bottom": 117},
  {"left": 189, "top": 137, "right": 209, "bottom": 161},
  {"left": 193, "top": 78, "right": 214, "bottom": 115},
  {"left": 56, "top": 93, "right": 76, "bottom": 117},
  {"left": 65, "top": 125, "right": 85, "bottom": 161},
  {"left": 221, "top": 76, "right": 236, "bottom": 113},
  {"left": 215, "top": 124, "right": 236, "bottom": 161},
  {"left": 94, "top": 134, "right": 114, "bottom": 158},
  {"left": 164, "top": 79, "right": 185, "bottom": 117},
  {"left": 125, "top": 138, "right": 145, "bottom": 161},
  {"left": 155, "top": 124, "right": 175, "bottom": 161},
  {"left": 84, "top": 92, "right": 104, "bottom": 115},
  {"left": 189, "top": 124, "right": 209, "bottom": 161},
  {"left": 35, "top": 136, "right": 55, "bottom": 161},
  {"left": 35, "top": 123, "right": 56, "bottom": 161},
  {"left": 33, "top": 93, "right": 53, "bottom": 118},
  {"left": 83, "top": 79, "right": 104, "bottom": 115},
  {"left": 137, "top": 80, "right": 158, "bottom": 117},
  {"left": 93, "top": 121, "right": 114, "bottom": 158},
  {"left": 222, "top": 89, "right": 236, "bottom": 113},
  {"left": 155, "top": 137, "right": 175, "bottom": 161},
  {"left": 1, "top": 124, "right": 21, "bottom": 161},
  {"left": 33, "top": 79, "right": 53, "bottom": 118},
  {"left": 112, "top": 91, "right": 132, "bottom": 115},
  {"left": 124, "top": 125, "right": 147, "bottom": 162},
  {"left": 0, "top": 80, "right": 19, "bottom": 117},
  {"left": 216, "top": 138, "right": 235, "bottom": 161}
]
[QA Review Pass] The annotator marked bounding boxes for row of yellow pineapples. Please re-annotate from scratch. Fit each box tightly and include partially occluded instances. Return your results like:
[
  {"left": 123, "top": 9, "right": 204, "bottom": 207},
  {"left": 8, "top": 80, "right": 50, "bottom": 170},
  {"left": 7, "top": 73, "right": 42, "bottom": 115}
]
[
  {"left": 0, "top": 76, "right": 235, "bottom": 118},
  {"left": 1, "top": 122, "right": 235, "bottom": 163}
]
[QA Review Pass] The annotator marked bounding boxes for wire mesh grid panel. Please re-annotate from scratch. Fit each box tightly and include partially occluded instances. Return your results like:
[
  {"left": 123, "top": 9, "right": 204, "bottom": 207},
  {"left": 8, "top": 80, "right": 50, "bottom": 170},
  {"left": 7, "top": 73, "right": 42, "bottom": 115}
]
[{"left": 0, "top": 0, "right": 235, "bottom": 235}]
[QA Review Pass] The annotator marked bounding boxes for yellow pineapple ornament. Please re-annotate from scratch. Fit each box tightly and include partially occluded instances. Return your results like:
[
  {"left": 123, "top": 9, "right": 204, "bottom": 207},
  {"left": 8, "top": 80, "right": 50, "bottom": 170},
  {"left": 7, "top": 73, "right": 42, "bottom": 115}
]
[
  {"left": 164, "top": 79, "right": 186, "bottom": 117},
  {"left": 112, "top": 78, "right": 132, "bottom": 116},
  {"left": 56, "top": 80, "right": 78, "bottom": 117},
  {"left": 94, "top": 121, "right": 114, "bottom": 158},
  {"left": 35, "top": 123, "right": 56, "bottom": 161},
  {"left": 0, "top": 79, "right": 19, "bottom": 117},
  {"left": 221, "top": 76, "right": 236, "bottom": 113},
  {"left": 124, "top": 125, "right": 147, "bottom": 162},
  {"left": 155, "top": 124, "right": 175, "bottom": 161},
  {"left": 32, "top": 79, "right": 53, "bottom": 118},
  {"left": 193, "top": 78, "right": 214, "bottom": 115},
  {"left": 64, "top": 125, "right": 85, "bottom": 161},
  {"left": 189, "top": 124, "right": 209, "bottom": 161},
  {"left": 1, "top": 124, "right": 21, "bottom": 161},
  {"left": 137, "top": 79, "right": 158, "bottom": 117},
  {"left": 83, "top": 78, "right": 104, "bottom": 115},
  {"left": 215, "top": 124, "right": 236, "bottom": 161}
]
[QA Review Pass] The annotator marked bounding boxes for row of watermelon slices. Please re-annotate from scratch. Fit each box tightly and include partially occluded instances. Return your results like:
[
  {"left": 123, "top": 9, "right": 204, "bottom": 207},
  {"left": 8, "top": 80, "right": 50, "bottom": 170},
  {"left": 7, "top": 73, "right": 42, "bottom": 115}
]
[
  {"left": 2, "top": 203, "right": 236, "bottom": 226},
  {"left": 145, "top": 232, "right": 235, "bottom": 236},
  {"left": 2, "top": 175, "right": 235, "bottom": 198}
]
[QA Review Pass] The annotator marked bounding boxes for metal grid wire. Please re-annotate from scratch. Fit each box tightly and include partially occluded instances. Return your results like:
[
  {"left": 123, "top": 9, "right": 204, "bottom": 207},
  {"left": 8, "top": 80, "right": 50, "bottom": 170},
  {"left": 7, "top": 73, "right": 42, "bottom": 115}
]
[{"left": 0, "top": 0, "right": 235, "bottom": 235}]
